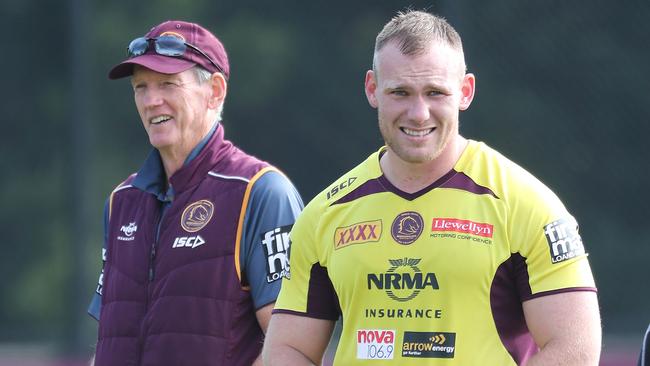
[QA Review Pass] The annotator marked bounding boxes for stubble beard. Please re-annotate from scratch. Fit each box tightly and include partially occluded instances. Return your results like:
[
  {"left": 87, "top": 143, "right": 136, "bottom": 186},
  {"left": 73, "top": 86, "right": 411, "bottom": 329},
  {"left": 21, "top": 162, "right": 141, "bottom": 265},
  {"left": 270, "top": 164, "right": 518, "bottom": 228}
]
[{"left": 378, "top": 118, "right": 447, "bottom": 165}]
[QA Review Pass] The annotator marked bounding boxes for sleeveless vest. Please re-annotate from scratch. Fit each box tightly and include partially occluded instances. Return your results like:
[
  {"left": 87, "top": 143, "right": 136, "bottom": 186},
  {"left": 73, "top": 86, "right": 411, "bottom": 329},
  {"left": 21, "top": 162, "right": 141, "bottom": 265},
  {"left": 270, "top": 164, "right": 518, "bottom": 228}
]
[{"left": 96, "top": 127, "right": 269, "bottom": 366}]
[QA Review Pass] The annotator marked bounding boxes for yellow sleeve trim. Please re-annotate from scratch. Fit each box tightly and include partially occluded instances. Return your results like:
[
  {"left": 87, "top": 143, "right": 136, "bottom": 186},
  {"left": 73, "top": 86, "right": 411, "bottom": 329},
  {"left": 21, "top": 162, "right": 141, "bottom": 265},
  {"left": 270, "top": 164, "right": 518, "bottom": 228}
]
[
  {"left": 108, "top": 177, "right": 134, "bottom": 220},
  {"left": 234, "top": 166, "right": 280, "bottom": 285},
  {"left": 109, "top": 190, "right": 116, "bottom": 220}
]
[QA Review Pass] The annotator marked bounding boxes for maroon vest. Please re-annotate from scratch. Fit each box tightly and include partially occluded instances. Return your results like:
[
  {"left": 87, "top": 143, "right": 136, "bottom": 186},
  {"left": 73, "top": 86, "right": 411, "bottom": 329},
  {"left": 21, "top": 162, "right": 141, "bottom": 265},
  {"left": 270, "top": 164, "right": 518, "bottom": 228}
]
[{"left": 96, "top": 128, "right": 268, "bottom": 366}]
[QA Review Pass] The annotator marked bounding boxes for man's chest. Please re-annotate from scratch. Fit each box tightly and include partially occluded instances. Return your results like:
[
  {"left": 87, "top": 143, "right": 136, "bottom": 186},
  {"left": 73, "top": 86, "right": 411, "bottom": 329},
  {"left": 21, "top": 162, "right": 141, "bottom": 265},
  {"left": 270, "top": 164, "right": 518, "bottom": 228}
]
[
  {"left": 106, "top": 181, "right": 249, "bottom": 274},
  {"left": 320, "top": 191, "right": 509, "bottom": 305}
]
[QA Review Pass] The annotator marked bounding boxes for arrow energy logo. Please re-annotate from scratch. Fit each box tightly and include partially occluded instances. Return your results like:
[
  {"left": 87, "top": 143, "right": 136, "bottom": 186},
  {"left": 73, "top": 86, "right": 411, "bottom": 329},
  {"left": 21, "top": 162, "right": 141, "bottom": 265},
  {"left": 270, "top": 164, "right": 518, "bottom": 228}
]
[{"left": 402, "top": 331, "right": 456, "bottom": 358}]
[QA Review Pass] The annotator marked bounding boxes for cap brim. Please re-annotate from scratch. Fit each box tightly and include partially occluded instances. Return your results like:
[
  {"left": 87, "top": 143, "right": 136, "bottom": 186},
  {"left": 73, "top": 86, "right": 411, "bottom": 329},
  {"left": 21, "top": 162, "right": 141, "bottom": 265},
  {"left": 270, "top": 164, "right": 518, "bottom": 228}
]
[{"left": 108, "top": 54, "right": 197, "bottom": 79}]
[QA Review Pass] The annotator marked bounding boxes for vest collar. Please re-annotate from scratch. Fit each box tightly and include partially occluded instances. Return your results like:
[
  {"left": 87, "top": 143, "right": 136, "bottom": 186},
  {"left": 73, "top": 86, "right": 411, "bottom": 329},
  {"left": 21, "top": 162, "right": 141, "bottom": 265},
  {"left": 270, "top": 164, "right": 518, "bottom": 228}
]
[{"left": 133, "top": 122, "right": 232, "bottom": 200}]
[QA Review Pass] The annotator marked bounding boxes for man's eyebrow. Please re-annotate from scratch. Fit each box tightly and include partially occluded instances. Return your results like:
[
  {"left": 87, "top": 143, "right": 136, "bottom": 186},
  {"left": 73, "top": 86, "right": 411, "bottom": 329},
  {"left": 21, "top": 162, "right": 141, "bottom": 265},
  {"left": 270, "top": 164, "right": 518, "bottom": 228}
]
[{"left": 384, "top": 81, "right": 450, "bottom": 91}]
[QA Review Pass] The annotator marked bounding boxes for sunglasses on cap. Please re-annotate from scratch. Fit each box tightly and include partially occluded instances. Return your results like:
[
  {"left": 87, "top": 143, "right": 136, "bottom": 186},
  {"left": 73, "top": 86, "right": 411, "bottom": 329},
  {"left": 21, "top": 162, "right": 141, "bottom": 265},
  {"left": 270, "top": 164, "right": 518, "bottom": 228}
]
[{"left": 127, "top": 36, "right": 224, "bottom": 75}]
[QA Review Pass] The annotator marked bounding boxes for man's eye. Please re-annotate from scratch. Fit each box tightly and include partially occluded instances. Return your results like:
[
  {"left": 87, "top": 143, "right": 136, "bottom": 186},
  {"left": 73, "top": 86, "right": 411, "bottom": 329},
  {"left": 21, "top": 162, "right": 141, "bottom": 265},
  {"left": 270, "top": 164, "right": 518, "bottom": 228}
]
[{"left": 391, "top": 90, "right": 407, "bottom": 96}]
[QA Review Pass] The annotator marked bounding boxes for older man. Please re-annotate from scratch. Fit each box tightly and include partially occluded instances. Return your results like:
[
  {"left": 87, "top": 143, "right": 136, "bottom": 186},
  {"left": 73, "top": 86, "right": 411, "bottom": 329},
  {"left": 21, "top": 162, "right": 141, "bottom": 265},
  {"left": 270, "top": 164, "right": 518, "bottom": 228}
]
[{"left": 88, "top": 20, "right": 302, "bottom": 366}]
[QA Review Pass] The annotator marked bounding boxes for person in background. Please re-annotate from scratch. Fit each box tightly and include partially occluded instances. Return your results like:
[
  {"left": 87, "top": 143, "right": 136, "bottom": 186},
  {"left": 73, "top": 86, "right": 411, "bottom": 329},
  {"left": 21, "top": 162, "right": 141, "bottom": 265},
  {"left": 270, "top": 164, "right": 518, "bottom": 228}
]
[
  {"left": 88, "top": 20, "right": 302, "bottom": 366},
  {"left": 264, "top": 10, "right": 600, "bottom": 365}
]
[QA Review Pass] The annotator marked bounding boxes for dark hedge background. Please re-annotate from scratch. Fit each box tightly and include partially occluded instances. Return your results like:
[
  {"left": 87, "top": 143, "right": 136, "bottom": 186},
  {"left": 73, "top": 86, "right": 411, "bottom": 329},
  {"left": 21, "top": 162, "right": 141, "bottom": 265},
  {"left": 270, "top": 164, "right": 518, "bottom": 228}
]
[{"left": 0, "top": 0, "right": 647, "bottom": 362}]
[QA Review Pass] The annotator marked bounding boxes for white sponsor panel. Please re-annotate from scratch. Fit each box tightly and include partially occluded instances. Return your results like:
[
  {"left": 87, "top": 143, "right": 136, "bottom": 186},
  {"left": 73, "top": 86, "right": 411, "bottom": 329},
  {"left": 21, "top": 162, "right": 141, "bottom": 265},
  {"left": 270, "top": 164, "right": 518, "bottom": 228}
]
[
  {"left": 261, "top": 225, "right": 292, "bottom": 283},
  {"left": 543, "top": 218, "right": 585, "bottom": 263},
  {"left": 356, "top": 329, "right": 395, "bottom": 360},
  {"left": 95, "top": 248, "right": 107, "bottom": 295}
]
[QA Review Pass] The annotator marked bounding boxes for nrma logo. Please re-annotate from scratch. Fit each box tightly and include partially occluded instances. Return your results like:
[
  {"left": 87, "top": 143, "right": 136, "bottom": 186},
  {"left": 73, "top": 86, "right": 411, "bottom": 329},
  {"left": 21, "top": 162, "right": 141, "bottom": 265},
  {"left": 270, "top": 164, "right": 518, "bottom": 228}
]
[{"left": 367, "top": 258, "right": 439, "bottom": 302}]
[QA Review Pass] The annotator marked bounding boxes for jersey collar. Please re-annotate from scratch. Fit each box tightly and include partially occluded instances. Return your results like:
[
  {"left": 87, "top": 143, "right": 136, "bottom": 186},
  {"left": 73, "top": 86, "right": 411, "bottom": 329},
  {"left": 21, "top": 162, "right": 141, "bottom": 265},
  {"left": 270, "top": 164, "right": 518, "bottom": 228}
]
[{"left": 132, "top": 121, "right": 220, "bottom": 201}]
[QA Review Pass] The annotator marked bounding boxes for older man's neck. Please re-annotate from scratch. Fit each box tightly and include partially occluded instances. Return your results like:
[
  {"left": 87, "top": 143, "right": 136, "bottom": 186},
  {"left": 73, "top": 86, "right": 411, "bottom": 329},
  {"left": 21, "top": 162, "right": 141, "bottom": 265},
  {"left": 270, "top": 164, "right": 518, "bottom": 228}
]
[{"left": 159, "top": 146, "right": 192, "bottom": 180}]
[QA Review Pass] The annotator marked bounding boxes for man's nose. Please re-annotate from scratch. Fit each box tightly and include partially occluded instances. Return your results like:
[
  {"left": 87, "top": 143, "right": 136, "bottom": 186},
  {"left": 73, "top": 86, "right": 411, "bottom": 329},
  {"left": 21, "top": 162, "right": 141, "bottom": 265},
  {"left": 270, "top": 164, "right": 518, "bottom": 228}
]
[
  {"left": 407, "top": 96, "right": 430, "bottom": 123},
  {"left": 140, "top": 87, "right": 164, "bottom": 108}
]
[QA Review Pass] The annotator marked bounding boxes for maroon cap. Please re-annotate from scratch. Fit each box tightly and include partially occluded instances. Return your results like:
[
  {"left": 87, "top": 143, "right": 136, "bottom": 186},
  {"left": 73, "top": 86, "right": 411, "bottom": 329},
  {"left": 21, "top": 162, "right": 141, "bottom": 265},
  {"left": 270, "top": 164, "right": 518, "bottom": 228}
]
[{"left": 108, "top": 20, "right": 229, "bottom": 80}]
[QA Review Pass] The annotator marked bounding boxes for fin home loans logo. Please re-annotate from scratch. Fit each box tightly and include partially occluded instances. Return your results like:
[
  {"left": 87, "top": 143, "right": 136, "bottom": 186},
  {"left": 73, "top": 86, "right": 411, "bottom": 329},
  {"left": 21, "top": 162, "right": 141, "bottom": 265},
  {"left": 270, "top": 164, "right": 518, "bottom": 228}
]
[{"left": 367, "top": 258, "right": 439, "bottom": 302}]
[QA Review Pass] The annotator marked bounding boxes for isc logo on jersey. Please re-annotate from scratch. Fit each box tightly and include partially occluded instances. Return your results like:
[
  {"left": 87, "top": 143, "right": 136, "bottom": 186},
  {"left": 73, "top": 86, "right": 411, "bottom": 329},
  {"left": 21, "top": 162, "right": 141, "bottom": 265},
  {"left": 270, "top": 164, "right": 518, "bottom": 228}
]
[
  {"left": 543, "top": 218, "right": 585, "bottom": 263},
  {"left": 356, "top": 329, "right": 395, "bottom": 360},
  {"left": 261, "top": 225, "right": 292, "bottom": 283},
  {"left": 326, "top": 177, "right": 357, "bottom": 200}
]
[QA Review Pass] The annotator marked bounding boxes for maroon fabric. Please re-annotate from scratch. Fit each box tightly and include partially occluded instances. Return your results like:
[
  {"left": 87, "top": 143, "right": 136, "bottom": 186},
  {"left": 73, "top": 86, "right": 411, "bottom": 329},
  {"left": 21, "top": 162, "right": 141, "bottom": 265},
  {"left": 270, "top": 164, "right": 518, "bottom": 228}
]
[
  {"left": 332, "top": 177, "right": 386, "bottom": 205},
  {"left": 333, "top": 168, "right": 497, "bottom": 205},
  {"left": 109, "top": 20, "right": 229, "bottom": 79},
  {"left": 440, "top": 171, "right": 498, "bottom": 198},
  {"left": 490, "top": 254, "right": 597, "bottom": 364},
  {"left": 523, "top": 286, "right": 597, "bottom": 301},
  {"left": 306, "top": 263, "right": 341, "bottom": 320},
  {"left": 272, "top": 263, "right": 341, "bottom": 321},
  {"left": 96, "top": 128, "right": 267, "bottom": 366},
  {"left": 490, "top": 253, "right": 537, "bottom": 365}
]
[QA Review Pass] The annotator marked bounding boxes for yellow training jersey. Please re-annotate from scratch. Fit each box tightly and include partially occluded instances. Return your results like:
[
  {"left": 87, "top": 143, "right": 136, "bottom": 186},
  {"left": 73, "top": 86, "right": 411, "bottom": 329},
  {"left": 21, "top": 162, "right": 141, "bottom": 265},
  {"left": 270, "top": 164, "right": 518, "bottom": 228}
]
[{"left": 274, "top": 141, "right": 596, "bottom": 365}]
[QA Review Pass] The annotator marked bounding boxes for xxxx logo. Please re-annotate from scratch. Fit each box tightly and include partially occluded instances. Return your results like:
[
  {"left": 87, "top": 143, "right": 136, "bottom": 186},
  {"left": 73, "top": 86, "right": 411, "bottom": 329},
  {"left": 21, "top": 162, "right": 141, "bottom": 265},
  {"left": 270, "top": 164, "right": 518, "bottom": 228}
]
[{"left": 334, "top": 220, "right": 382, "bottom": 249}]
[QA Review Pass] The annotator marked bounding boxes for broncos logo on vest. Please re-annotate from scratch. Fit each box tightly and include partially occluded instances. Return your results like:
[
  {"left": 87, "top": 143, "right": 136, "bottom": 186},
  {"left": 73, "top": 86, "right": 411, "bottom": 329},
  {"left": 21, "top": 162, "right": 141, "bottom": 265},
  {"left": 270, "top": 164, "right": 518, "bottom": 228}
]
[{"left": 181, "top": 199, "right": 214, "bottom": 232}]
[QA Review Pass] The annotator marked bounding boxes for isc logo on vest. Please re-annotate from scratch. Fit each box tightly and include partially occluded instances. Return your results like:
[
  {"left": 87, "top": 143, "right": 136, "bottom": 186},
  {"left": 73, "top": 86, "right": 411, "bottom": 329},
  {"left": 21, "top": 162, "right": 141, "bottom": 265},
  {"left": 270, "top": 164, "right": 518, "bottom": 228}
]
[{"left": 172, "top": 235, "right": 205, "bottom": 249}]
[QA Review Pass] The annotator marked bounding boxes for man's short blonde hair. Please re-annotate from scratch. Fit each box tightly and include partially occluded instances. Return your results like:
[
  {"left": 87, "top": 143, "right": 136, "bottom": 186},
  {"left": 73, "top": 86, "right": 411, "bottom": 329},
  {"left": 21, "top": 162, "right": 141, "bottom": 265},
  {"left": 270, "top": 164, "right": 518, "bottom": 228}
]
[{"left": 373, "top": 10, "right": 466, "bottom": 74}]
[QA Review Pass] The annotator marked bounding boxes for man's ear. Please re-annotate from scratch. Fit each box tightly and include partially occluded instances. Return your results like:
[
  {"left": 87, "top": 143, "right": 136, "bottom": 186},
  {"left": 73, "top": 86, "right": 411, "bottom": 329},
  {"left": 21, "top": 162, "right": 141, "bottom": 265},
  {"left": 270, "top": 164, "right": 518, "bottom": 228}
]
[
  {"left": 459, "top": 73, "right": 475, "bottom": 111},
  {"left": 365, "top": 70, "right": 379, "bottom": 109},
  {"left": 208, "top": 72, "right": 227, "bottom": 110}
]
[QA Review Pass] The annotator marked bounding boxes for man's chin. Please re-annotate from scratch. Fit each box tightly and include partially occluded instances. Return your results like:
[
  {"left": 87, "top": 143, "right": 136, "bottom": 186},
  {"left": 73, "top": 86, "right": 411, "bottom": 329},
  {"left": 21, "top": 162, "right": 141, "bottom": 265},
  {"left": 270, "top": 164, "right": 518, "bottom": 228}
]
[
  {"left": 149, "top": 139, "right": 174, "bottom": 150},
  {"left": 389, "top": 147, "right": 440, "bottom": 165}
]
